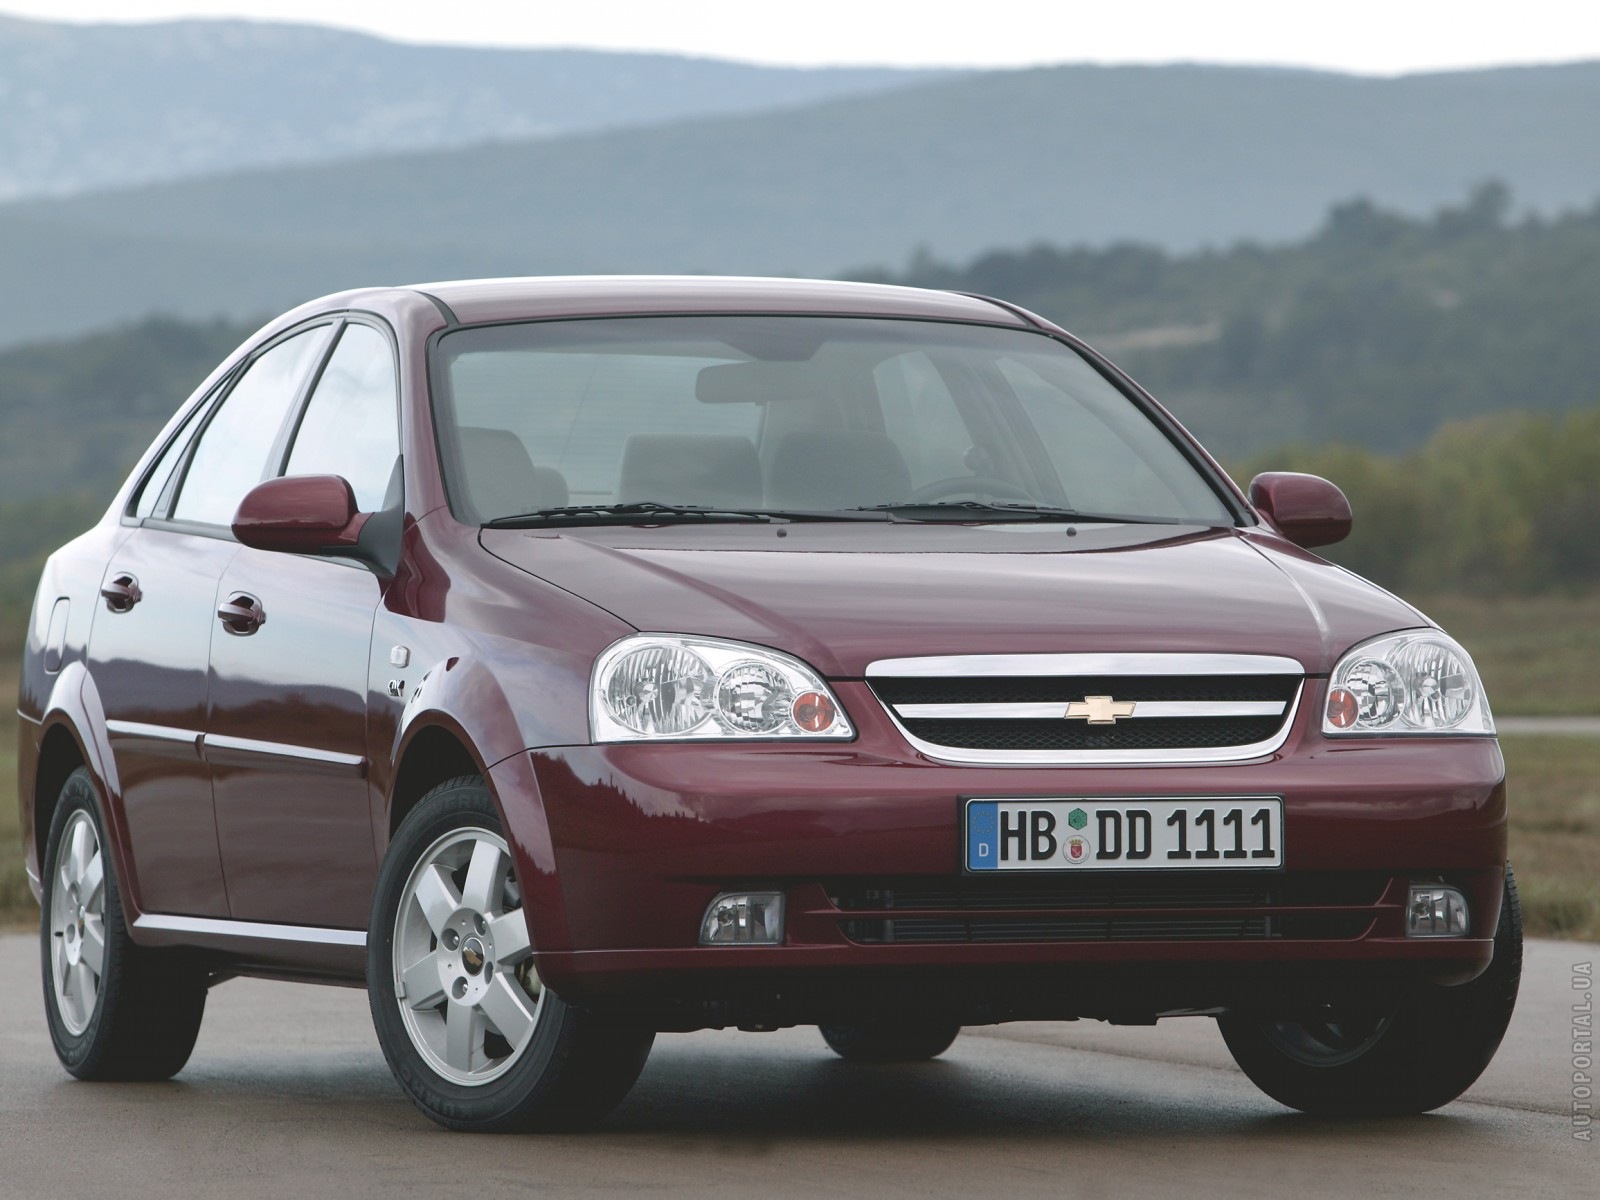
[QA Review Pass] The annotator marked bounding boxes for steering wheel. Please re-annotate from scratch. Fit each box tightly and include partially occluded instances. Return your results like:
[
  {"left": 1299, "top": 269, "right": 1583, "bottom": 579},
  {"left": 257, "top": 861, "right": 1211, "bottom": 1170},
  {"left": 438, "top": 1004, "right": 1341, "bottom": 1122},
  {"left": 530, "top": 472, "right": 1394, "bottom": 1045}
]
[{"left": 906, "top": 475, "right": 1038, "bottom": 503}]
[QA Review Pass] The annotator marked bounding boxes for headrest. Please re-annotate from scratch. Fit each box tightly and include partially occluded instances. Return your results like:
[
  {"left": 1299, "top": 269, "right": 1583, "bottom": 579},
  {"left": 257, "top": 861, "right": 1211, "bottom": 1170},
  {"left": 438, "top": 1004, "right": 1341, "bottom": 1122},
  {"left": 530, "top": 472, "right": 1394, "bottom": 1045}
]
[
  {"left": 767, "top": 430, "right": 911, "bottom": 510},
  {"left": 456, "top": 426, "right": 569, "bottom": 520},
  {"left": 617, "top": 434, "right": 761, "bottom": 510}
]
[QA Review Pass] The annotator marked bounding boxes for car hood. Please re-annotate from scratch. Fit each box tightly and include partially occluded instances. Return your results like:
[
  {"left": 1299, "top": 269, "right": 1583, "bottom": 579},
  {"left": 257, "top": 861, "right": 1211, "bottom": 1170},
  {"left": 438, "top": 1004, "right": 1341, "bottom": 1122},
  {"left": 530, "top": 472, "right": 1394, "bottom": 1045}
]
[{"left": 479, "top": 522, "right": 1425, "bottom": 678}]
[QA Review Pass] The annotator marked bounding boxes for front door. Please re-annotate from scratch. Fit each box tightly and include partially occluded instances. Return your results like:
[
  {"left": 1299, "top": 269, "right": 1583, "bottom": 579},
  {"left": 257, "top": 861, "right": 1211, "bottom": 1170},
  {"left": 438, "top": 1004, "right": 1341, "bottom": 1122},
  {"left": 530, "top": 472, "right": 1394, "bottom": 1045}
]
[
  {"left": 205, "top": 319, "right": 401, "bottom": 928},
  {"left": 206, "top": 551, "right": 384, "bottom": 927}
]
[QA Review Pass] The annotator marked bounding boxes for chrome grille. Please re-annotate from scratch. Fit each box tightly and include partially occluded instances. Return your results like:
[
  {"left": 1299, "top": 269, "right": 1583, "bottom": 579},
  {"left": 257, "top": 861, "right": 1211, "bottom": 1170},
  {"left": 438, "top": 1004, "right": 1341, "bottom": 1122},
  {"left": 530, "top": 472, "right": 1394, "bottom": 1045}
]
[{"left": 865, "top": 653, "right": 1305, "bottom": 764}]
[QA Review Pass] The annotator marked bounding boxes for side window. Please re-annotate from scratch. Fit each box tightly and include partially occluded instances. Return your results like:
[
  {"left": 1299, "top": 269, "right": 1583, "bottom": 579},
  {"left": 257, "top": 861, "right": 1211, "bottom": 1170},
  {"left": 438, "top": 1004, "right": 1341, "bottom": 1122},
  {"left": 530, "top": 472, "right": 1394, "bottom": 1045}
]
[
  {"left": 170, "top": 327, "right": 330, "bottom": 527},
  {"left": 283, "top": 324, "right": 399, "bottom": 511},
  {"left": 132, "top": 398, "right": 209, "bottom": 519}
]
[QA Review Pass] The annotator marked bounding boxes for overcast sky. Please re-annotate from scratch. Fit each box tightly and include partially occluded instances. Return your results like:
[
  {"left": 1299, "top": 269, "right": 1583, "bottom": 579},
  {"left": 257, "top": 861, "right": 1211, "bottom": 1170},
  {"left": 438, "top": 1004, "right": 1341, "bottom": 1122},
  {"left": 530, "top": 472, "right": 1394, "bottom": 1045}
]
[{"left": 7, "top": 0, "right": 1599, "bottom": 73}]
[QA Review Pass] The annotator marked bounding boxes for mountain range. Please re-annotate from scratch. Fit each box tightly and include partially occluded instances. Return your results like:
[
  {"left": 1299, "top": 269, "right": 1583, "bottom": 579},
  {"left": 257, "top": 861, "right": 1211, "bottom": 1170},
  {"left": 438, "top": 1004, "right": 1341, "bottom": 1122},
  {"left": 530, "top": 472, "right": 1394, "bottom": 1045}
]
[{"left": 0, "top": 13, "right": 941, "bottom": 199}]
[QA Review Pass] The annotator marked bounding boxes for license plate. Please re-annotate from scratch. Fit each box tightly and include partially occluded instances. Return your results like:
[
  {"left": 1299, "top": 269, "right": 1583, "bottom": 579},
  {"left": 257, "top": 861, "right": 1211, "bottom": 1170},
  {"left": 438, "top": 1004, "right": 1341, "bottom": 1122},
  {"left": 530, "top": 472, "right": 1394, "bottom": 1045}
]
[{"left": 964, "top": 797, "right": 1283, "bottom": 871}]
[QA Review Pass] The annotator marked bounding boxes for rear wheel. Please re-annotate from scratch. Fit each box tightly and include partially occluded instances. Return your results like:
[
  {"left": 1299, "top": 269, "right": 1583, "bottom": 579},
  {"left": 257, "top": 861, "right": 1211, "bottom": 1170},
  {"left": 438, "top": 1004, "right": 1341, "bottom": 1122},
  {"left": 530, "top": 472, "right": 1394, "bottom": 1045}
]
[
  {"left": 367, "top": 776, "right": 654, "bottom": 1131},
  {"left": 1219, "top": 866, "right": 1522, "bottom": 1115},
  {"left": 40, "top": 767, "right": 208, "bottom": 1081},
  {"left": 820, "top": 1019, "right": 962, "bottom": 1062}
]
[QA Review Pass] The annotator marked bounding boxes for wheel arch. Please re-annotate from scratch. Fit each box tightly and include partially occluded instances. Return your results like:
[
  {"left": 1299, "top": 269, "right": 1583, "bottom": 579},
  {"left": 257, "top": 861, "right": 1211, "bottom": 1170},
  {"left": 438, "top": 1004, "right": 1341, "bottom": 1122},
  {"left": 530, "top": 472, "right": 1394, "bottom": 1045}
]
[
  {"left": 383, "top": 703, "right": 571, "bottom": 955},
  {"left": 29, "top": 663, "right": 139, "bottom": 916},
  {"left": 34, "top": 721, "right": 88, "bottom": 871},
  {"left": 388, "top": 721, "right": 485, "bottom": 841}
]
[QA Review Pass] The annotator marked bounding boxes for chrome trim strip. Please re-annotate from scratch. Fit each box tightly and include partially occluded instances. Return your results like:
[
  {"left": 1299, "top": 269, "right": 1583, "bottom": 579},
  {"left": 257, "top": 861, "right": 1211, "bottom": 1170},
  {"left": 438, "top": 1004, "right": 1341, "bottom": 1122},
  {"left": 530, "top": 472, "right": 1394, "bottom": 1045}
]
[
  {"left": 134, "top": 914, "right": 366, "bottom": 948},
  {"left": 201, "top": 734, "right": 366, "bottom": 771},
  {"left": 893, "top": 700, "right": 1288, "bottom": 720},
  {"left": 866, "top": 653, "right": 1305, "bottom": 678},
  {"left": 105, "top": 719, "right": 203, "bottom": 745},
  {"left": 879, "top": 683, "right": 1304, "bottom": 766}
]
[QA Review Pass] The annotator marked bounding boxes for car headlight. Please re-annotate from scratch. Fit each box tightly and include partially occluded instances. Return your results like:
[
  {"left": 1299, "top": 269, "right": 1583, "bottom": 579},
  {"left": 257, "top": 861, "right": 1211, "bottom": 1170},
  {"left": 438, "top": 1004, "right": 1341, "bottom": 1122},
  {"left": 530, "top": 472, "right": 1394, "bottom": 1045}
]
[
  {"left": 1323, "top": 630, "right": 1494, "bottom": 736},
  {"left": 591, "top": 634, "right": 855, "bottom": 742}
]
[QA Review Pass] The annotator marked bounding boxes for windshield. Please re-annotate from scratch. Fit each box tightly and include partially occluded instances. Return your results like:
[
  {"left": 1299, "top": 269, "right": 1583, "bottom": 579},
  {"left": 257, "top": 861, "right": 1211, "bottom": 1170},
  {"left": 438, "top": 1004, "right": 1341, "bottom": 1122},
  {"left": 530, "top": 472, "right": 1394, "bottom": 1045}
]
[{"left": 432, "top": 316, "right": 1234, "bottom": 526}]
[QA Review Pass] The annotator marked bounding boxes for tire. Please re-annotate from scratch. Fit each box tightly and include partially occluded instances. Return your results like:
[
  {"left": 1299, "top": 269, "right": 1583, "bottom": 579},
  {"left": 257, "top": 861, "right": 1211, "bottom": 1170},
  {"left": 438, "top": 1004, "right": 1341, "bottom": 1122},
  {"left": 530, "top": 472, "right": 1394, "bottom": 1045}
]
[
  {"left": 820, "top": 1019, "right": 962, "bottom": 1063},
  {"left": 40, "top": 766, "right": 208, "bottom": 1081},
  {"left": 1219, "top": 865, "right": 1523, "bottom": 1115},
  {"left": 367, "top": 776, "right": 654, "bottom": 1132}
]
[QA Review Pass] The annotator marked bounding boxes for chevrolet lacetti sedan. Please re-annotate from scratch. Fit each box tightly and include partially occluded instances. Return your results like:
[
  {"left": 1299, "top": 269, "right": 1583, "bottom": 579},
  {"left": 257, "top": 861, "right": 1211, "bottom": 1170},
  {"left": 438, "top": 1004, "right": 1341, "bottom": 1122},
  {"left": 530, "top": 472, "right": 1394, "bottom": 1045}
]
[{"left": 19, "top": 276, "right": 1518, "bottom": 1131}]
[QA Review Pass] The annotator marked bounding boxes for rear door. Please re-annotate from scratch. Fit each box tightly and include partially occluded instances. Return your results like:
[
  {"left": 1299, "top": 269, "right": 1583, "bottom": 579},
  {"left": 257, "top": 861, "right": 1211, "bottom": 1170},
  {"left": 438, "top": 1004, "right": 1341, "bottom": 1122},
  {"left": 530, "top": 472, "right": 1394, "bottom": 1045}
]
[
  {"left": 87, "top": 324, "right": 332, "bottom": 916},
  {"left": 205, "top": 320, "right": 401, "bottom": 929}
]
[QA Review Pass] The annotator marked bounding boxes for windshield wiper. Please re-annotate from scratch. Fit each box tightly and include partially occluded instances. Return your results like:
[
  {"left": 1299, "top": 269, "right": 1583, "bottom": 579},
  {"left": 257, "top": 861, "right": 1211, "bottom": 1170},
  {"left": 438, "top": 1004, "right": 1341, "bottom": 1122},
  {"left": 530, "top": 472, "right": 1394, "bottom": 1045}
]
[
  {"left": 845, "top": 501, "right": 1191, "bottom": 524},
  {"left": 482, "top": 502, "right": 895, "bottom": 528}
]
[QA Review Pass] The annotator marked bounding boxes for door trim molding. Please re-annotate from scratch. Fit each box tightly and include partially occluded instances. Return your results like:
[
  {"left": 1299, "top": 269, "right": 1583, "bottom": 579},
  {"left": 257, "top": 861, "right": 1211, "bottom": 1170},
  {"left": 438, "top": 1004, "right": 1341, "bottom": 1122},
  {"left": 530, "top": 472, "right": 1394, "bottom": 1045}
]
[
  {"left": 134, "top": 913, "right": 367, "bottom": 947},
  {"left": 103, "top": 722, "right": 366, "bottom": 776},
  {"left": 202, "top": 732, "right": 367, "bottom": 776}
]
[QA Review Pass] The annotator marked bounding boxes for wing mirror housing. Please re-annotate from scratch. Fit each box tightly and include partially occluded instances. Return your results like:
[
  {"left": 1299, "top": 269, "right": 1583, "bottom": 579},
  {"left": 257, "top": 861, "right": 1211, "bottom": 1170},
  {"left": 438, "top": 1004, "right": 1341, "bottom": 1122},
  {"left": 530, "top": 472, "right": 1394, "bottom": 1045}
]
[
  {"left": 1248, "top": 471, "right": 1353, "bottom": 548},
  {"left": 232, "top": 475, "right": 372, "bottom": 557}
]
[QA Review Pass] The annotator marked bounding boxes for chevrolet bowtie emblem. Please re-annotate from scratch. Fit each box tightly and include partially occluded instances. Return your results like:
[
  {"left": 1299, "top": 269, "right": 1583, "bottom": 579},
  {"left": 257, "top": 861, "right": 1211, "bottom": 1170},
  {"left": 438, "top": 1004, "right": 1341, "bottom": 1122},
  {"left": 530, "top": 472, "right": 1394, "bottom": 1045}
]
[{"left": 1064, "top": 696, "right": 1138, "bottom": 725}]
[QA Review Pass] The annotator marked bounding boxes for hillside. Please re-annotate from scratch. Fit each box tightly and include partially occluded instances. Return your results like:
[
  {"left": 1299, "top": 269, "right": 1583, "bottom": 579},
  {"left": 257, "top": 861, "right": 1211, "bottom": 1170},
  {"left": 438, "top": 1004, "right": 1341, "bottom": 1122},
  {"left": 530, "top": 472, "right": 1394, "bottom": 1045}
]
[
  {"left": 0, "top": 14, "right": 939, "bottom": 200},
  {"left": 0, "top": 60, "right": 1597, "bottom": 348},
  {"left": 3, "top": 187, "right": 1598, "bottom": 510},
  {"left": 867, "top": 184, "right": 1600, "bottom": 454}
]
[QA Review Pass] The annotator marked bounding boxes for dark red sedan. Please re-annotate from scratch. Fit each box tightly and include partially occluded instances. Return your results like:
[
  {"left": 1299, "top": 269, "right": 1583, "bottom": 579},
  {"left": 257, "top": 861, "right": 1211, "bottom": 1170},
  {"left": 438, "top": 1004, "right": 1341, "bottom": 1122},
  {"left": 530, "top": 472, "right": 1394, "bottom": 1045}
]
[{"left": 18, "top": 277, "right": 1517, "bottom": 1131}]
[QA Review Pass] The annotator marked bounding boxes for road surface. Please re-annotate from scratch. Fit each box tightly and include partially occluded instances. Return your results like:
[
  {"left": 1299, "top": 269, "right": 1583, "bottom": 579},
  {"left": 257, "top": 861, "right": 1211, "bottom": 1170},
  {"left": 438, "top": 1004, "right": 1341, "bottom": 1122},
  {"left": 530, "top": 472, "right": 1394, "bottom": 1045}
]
[{"left": 0, "top": 933, "right": 1591, "bottom": 1198}]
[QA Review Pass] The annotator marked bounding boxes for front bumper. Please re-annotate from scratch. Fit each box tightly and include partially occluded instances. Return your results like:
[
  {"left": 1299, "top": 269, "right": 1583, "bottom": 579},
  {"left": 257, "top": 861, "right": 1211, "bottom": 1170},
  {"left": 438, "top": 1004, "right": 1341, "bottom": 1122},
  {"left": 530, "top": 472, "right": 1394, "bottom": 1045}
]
[{"left": 500, "top": 683, "right": 1506, "bottom": 1025}]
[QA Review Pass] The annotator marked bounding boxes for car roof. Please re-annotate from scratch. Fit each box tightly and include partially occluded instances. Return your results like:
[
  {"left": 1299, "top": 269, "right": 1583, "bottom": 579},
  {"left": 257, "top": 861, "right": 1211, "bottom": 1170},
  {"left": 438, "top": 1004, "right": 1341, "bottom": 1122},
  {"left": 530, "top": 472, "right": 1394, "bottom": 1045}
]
[{"left": 403, "top": 275, "right": 1031, "bottom": 329}]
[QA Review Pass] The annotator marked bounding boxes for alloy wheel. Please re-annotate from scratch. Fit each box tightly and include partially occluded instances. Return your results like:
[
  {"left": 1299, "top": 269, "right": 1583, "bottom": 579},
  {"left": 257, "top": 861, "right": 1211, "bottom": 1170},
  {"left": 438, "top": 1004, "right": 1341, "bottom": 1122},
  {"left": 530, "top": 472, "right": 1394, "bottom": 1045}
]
[
  {"left": 49, "top": 811, "right": 108, "bottom": 1036},
  {"left": 392, "top": 827, "right": 543, "bottom": 1086}
]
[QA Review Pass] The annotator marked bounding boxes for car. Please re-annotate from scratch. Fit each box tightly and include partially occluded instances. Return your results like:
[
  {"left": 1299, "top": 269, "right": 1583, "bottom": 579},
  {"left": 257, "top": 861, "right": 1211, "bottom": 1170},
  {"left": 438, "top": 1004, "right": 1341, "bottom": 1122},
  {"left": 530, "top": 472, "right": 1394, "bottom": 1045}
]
[{"left": 18, "top": 275, "right": 1518, "bottom": 1130}]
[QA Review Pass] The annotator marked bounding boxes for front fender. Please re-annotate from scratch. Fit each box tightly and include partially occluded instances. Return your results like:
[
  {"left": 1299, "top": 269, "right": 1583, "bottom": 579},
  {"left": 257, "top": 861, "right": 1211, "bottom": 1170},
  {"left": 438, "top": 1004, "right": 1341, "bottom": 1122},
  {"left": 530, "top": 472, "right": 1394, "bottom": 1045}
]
[{"left": 382, "top": 655, "right": 572, "bottom": 954}]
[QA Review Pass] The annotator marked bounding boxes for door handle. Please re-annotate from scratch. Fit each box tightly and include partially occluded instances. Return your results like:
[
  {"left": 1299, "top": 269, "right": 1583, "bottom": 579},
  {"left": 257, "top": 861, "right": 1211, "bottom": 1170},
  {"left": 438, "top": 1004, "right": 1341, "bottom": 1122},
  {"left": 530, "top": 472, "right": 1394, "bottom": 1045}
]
[
  {"left": 217, "top": 593, "right": 266, "bottom": 636},
  {"left": 100, "top": 573, "right": 142, "bottom": 613}
]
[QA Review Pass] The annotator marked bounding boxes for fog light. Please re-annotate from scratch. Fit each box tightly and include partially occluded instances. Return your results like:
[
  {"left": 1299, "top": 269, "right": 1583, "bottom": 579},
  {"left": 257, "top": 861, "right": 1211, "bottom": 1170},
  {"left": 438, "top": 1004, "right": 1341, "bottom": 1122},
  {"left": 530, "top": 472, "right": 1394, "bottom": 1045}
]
[
  {"left": 700, "top": 892, "right": 784, "bottom": 945},
  {"left": 1407, "top": 884, "right": 1470, "bottom": 937}
]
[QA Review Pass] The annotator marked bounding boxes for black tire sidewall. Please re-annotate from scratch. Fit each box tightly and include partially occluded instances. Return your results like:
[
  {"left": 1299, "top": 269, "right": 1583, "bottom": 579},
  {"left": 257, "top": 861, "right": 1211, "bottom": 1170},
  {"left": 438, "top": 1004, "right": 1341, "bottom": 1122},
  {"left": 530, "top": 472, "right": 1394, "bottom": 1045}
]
[
  {"left": 820, "top": 1019, "right": 962, "bottom": 1062},
  {"left": 366, "top": 777, "right": 584, "bottom": 1132}
]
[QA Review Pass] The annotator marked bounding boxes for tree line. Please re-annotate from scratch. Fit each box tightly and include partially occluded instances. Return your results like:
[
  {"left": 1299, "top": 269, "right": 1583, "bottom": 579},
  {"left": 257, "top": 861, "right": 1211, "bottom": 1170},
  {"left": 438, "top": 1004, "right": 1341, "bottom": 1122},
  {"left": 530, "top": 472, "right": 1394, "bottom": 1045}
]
[
  {"left": 861, "top": 182, "right": 1600, "bottom": 458},
  {"left": 1236, "top": 406, "right": 1600, "bottom": 596}
]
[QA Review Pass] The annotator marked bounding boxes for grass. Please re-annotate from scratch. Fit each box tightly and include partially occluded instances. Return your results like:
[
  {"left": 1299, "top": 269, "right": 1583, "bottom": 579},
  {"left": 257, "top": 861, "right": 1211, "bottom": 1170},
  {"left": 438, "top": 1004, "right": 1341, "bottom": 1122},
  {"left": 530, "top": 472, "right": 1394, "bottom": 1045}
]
[
  {"left": 1501, "top": 735, "right": 1600, "bottom": 941},
  {"left": 1417, "top": 591, "right": 1600, "bottom": 716},
  {"left": 3, "top": 699, "right": 1596, "bottom": 943}
]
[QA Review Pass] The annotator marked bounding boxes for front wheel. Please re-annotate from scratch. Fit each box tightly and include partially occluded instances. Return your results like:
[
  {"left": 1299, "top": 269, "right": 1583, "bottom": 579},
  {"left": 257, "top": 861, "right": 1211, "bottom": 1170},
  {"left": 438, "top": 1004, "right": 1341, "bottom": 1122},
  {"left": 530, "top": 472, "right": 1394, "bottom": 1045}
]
[
  {"left": 1219, "top": 866, "right": 1522, "bottom": 1115},
  {"left": 367, "top": 776, "right": 653, "bottom": 1132}
]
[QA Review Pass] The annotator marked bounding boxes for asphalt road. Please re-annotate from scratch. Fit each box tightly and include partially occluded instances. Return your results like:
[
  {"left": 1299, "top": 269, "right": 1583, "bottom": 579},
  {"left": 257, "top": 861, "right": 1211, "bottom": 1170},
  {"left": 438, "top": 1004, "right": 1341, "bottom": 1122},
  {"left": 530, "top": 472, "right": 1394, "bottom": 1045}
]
[{"left": 0, "top": 933, "right": 1592, "bottom": 1199}]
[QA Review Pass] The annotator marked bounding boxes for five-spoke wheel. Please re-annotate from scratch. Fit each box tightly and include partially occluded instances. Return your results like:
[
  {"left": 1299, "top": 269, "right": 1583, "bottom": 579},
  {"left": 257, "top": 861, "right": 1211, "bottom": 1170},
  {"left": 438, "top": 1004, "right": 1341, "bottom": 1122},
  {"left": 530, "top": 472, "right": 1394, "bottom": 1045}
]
[
  {"left": 40, "top": 767, "right": 207, "bottom": 1080},
  {"left": 368, "top": 776, "right": 654, "bottom": 1131},
  {"left": 48, "top": 809, "right": 108, "bottom": 1036},
  {"left": 393, "top": 827, "right": 542, "bottom": 1086}
]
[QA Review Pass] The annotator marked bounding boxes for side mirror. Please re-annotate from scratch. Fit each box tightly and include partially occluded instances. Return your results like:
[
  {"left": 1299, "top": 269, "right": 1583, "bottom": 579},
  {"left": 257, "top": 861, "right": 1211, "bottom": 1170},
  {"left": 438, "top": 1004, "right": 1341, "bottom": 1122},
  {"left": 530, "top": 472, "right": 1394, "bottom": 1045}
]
[
  {"left": 1248, "top": 471, "right": 1352, "bottom": 548},
  {"left": 232, "top": 475, "right": 368, "bottom": 555}
]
